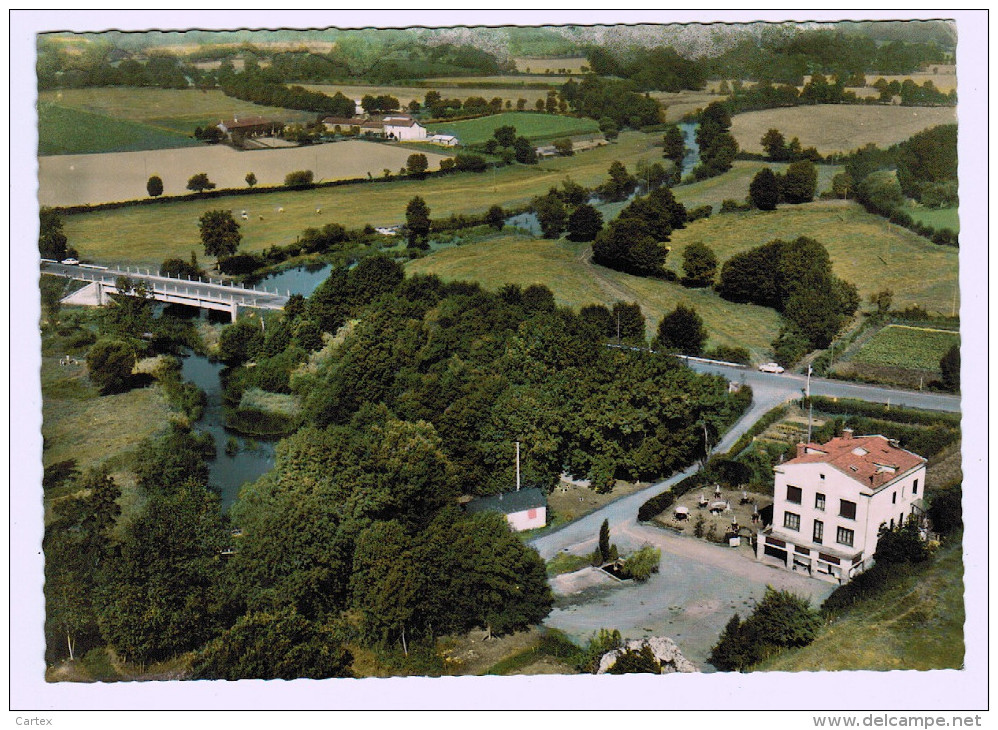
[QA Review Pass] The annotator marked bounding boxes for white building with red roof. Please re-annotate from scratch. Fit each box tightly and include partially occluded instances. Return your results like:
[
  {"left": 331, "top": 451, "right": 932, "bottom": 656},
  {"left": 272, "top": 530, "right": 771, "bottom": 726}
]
[{"left": 756, "top": 429, "right": 927, "bottom": 583}]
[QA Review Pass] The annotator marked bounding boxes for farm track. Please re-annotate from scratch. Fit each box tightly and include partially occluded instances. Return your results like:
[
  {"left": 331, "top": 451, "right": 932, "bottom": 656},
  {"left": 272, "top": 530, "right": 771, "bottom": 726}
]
[{"left": 574, "top": 244, "right": 656, "bottom": 323}]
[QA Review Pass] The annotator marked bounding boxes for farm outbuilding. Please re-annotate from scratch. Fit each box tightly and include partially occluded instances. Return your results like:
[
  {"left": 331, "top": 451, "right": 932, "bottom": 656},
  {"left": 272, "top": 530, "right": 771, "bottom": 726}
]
[
  {"left": 217, "top": 116, "right": 284, "bottom": 140},
  {"left": 465, "top": 487, "right": 547, "bottom": 531}
]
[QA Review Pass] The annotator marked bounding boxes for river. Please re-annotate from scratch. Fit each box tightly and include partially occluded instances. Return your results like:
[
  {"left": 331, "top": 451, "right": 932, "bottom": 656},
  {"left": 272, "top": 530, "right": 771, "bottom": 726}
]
[{"left": 178, "top": 262, "right": 335, "bottom": 509}]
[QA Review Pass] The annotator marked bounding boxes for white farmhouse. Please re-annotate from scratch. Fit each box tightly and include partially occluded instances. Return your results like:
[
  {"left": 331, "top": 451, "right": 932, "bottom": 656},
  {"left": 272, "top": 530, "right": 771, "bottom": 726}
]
[
  {"left": 382, "top": 114, "right": 427, "bottom": 141},
  {"left": 756, "top": 429, "right": 927, "bottom": 583}
]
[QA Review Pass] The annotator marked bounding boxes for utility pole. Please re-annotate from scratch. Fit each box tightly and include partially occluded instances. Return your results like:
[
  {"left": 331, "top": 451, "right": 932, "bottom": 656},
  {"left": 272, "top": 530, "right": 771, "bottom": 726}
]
[{"left": 806, "top": 365, "right": 813, "bottom": 444}]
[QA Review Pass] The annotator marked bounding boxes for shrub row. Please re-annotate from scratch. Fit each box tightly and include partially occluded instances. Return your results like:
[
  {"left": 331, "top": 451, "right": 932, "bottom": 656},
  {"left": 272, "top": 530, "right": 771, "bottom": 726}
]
[
  {"left": 224, "top": 407, "right": 298, "bottom": 437},
  {"left": 636, "top": 472, "right": 707, "bottom": 522},
  {"left": 840, "top": 417, "right": 958, "bottom": 458},
  {"left": 810, "top": 397, "right": 961, "bottom": 428}
]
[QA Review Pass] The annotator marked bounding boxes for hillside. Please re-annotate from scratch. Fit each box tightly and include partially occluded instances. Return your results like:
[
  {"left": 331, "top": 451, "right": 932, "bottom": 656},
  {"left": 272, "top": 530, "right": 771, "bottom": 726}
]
[
  {"left": 664, "top": 200, "right": 959, "bottom": 314},
  {"left": 755, "top": 540, "right": 964, "bottom": 671}
]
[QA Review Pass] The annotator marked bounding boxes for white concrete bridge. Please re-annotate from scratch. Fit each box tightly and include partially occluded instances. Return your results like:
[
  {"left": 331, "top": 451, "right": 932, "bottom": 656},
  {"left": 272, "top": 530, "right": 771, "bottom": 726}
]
[{"left": 42, "top": 261, "right": 290, "bottom": 322}]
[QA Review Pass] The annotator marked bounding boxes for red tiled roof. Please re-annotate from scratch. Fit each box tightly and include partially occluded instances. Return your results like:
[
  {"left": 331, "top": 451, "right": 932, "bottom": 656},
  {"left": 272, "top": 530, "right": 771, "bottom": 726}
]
[
  {"left": 384, "top": 118, "right": 418, "bottom": 127},
  {"left": 786, "top": 433, "right": 926, "bottom": 488}
]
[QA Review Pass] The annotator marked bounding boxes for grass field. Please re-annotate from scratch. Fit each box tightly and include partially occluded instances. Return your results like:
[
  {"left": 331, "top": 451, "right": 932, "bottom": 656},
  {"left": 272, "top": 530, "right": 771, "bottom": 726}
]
[
  {"left": 38, "top": 102, "right": 201, "bottom": 156},
  {"left": 673, "top": 160, "right": 844, "bottom": 212},
  {"left": 756, "top": 540, "right": 964, "bottom": 671},
  {"left": 851, "top": 325, "right": 960, "bottom": 372},
  {"left": 649, "top": 89, "right": 724, "bottom": 122},
  {"left": 907, "top": 205, "right": 959, "bottom": 232},
  {"left": 426, "top": 112, "right": 600, "bottom": 146},
  {"left": 38, "top": 88, "right": 316, "bottom": 151},
  {"left": 406, "top": 234, "right": 783, "bottom": 356},
  {"left": 59, "top": 130, "right": 662, "bottom": 266},
  {"left": 665, "top": 200, "right": 960, "bottom": 314},
  {"left": 731, "top": 105, "right": 957, "bottom": 155}
]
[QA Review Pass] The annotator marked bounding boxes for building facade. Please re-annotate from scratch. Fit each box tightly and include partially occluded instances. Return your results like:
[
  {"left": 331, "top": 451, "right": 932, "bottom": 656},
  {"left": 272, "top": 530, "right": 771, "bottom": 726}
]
[
  {"left": 756, "top": 429, "right": 927, "bottom": 583},
  {"left": 465, "top": 487, "right": 547, "bottom": 531}
]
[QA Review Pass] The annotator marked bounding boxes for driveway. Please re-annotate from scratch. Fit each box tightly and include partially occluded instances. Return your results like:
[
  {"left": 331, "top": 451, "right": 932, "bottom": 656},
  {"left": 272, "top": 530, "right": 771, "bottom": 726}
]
[{"left": 542, "top": 522, "right": 836, "bottom": 670}]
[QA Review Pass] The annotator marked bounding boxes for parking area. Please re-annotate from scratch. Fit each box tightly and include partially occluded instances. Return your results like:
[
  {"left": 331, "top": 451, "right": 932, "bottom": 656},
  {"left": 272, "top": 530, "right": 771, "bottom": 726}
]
[{"left": 542, "top": 521, "right": 836, "bottom": 670}]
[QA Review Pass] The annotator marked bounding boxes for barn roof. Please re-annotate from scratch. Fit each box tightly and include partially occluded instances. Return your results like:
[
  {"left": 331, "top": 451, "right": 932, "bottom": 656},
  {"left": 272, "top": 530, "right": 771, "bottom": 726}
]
[
  {"left": 465, "top": 487, "right": 547, "bottom": 516},
  {"left": 221, "top": 116, "right": 279, "bottom": 129}
]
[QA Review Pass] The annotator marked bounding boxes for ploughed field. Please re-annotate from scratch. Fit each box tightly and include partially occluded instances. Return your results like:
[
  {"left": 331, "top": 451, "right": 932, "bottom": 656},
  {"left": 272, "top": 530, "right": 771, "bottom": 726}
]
[
  {"left": 426, "top": 111, "right": 600, "bottom": 146},
  {"left": 38, "top": 140, "right": 451, "bottom": 207},
  {"left": 730, "top": 104, "right": 957, "bottom": 155}
]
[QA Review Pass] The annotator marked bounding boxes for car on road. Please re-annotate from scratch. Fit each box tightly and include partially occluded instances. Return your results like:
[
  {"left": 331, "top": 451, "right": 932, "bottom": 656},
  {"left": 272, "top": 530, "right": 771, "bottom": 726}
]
[
  {"left": 60, "top": 257, "right": 80, "bottom": 265},
  {"left": 758, "top": 362, "right": 785, "bottom": 374}
]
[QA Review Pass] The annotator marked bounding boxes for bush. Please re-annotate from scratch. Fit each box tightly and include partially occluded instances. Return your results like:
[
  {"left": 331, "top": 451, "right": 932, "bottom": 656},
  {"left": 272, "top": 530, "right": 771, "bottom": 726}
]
[
  {"left": 218, "top": 253, "right": 264, "bottom": 275},
  {"left": 621, "top": 545, "right": 660, "bottom": 582},
  {"left": 637, "top": 490, "right": 675, "bottom": 522},
  {"left": 709, "top": 587, "right": 822, "bottom": 671},
  {"left": 705, "top": 345, "right": 751, "bottom": 364},
  {"left": 928, "top": 485, "right": 962, "bottom": 535},
  {"left": 686, "top": 205, "right": 712, "bottom": 222},
  {"left": 86, "top": 338, "right": 136, "bottom": 394},
  {"left": 874, "top": 519, "right": 930, "bottom": 565}
]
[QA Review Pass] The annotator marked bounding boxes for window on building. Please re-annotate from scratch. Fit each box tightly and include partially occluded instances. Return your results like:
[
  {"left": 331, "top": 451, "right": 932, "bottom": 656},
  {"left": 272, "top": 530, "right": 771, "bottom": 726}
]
[
  {"left": 784, "top": 512, "right": 800, "bottom": 531},
  {"left": 913, "top": 479, "right": 919, "bottom": 495},
  {"left": 837, "top": 527, "right": 854, "bottom": 547},
  {"left": 815, "top": 492, "right": 826, "bottom": 511},
  {"left": 892, "top": 492, "right": 897, "bottom": 504},
  {"left": 813, "top": 520, "right": 824, "bottom": 544},
  {"left": 839, "top": 499, "right": 857, "bottom": 520},
  {"left": 787, "top": 485, "right": 802, "bottom": 504},
  {"left": 820, "top": 473, "right": 825, "bottom": 480}
]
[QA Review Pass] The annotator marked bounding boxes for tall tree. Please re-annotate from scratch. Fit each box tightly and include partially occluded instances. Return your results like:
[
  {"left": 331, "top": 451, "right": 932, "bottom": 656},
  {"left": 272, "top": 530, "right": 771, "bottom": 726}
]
[
  {"left": 198, "top": 210, "right": 241, "bottom": 259},
  {"left": 406, "top": 153, "right": 429, "bottom": 178},
  {"left": 186, "top": 172, "right": 216, "bottom": 194},
  {"left": 749, "top": 167, "right": 781, "bottom": 210},
  {"left": 598, "top": 518, "right": 611, "bottom": 563},
  {"left": 656, "top": 304, "right": 707, "bottom": 356},
  {"left": 662, "top": 124, "right": 686, "bottom": 166},
  {"left": 484, "top": 205, "right": 506, "bottom": 231},
  {"left": 39, "top": 208, "right": 73, "bottom": 261},
  {"left": 146, "top": 175, "right": 164, "bottom": 197},
  {"left": 599, "top": 161, "right": 638, "bottom": 202},
  {"left": 566, "top": 204, "right": 603, "bottom": 242},
  {"left": 760, "top": 128, "right": 789, "bottom": 161},
  {"left": 681, "top": 242, "right": 719, "bottom": 287},
  {"left": 405, "top": 196, "right": 431, "bottom": 248},
  {"left": 533, "top": 192, "right": 567, "bottom": 239},
  {"left": 782, "top": 160, "right": 818, "bottom": 204},
  {"left": 86, "top": 338, "right": 136, "bottom": 394},
  {"left": 940, "top": 344, "right": 960, "bottom": 392}
]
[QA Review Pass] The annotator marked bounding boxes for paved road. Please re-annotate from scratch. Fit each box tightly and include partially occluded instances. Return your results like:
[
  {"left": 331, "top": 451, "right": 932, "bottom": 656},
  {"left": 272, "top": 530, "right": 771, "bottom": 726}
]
[{"left": 529, "top": 360, "right": 959, "bottom": 665}]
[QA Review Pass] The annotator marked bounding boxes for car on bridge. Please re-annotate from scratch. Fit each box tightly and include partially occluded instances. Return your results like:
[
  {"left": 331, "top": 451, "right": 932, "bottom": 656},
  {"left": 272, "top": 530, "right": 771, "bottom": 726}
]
[
  {"left": 758, "top": 362, "right": 785, "bottom": 374},
  {"left": 60, "top": 257, "right": 79, "bottom": 265}
]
